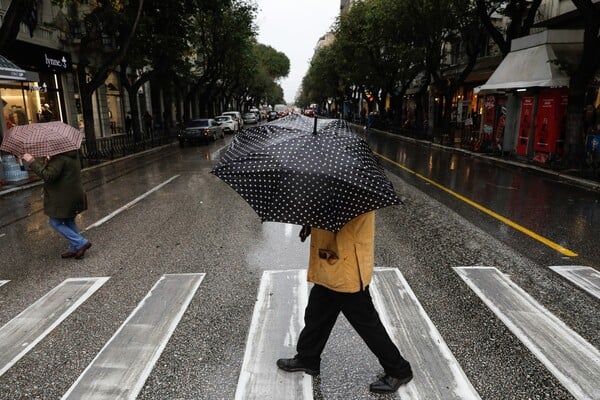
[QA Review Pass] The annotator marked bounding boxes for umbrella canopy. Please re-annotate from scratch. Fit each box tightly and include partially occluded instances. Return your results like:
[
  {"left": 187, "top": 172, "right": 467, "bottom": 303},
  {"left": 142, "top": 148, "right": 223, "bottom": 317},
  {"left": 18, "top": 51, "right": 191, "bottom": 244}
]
[
  {"left": 0, "top": 121, "right": 83, "bottom": 158},
  {"left": 211, "top": 114, "right": 402, "bottom": 232}
]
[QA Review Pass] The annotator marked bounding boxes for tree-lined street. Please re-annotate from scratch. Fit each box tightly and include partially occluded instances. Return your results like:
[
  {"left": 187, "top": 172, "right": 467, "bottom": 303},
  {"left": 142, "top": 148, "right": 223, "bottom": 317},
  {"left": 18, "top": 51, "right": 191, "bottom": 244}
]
[{"left": 0, "top": 127, "right": 598, "bottom": 399}]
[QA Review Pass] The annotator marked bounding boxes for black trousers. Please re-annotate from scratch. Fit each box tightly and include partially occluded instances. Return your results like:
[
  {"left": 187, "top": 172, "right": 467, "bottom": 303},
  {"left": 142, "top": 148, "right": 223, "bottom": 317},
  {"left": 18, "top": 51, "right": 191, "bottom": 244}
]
[{"left": 296, "top": 284, "right": 411, "bottom": 377}]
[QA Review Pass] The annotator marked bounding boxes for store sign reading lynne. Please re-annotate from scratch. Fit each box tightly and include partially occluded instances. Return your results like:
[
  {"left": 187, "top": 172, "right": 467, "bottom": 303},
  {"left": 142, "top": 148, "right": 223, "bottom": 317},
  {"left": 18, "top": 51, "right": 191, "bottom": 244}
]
[
  {"left": 44, "top": 54, "right": 68, "bottom": 71},
  {"left": 28, "top": 82, "right": 47, "bottom": 92}
]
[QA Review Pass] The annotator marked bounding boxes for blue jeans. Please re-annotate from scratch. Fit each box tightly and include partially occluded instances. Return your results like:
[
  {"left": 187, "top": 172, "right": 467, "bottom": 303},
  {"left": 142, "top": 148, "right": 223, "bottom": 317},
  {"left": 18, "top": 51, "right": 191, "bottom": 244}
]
[{"left": 49, "top": 217, "right": 89, "bottom": 253}]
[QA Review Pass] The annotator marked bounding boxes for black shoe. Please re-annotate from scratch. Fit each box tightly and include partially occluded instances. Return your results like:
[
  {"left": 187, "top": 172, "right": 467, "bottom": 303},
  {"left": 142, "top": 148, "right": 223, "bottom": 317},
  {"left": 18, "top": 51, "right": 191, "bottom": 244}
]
[
  {"left": 369, "top": 371, "right": 413, "bottom": 393},
  {"left": 74, "top": 242, "right": 92, "bottom": 259},
  {"left": 276, "top": 357, "right": 320, "bottom": 376}
]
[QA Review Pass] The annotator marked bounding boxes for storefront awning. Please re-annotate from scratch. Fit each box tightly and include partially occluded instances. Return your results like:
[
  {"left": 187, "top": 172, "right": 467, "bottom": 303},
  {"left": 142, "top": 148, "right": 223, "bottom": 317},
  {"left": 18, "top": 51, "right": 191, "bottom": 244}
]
[
  {"left": 476, "top": 43, "right": 574, "bottom": 93},
  {"left": 0, "top": 54, "right": 26, "bottom": 81}
]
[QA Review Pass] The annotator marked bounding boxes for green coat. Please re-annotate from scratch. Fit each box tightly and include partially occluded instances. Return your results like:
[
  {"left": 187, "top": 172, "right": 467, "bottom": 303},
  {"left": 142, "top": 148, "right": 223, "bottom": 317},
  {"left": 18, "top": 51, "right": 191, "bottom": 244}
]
[{"left": 28, "top": 151, "right": 86, "bottom": 219}]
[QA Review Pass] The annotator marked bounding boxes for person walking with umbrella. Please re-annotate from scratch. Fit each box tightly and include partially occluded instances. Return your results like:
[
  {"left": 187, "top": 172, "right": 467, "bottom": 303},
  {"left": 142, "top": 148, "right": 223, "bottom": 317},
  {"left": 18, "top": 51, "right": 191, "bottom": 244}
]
[
  {"left": 276, "top": 212, "right": 413, "bottom": 394},
  {"left": 2, "top": 121, "right": 92, "bottom": 259},
  {"left": 212, "top": 115, "right": 412, "bottom": 392},
  {"left": 22, "top": 150, "right": 92, "bottom": 259}
]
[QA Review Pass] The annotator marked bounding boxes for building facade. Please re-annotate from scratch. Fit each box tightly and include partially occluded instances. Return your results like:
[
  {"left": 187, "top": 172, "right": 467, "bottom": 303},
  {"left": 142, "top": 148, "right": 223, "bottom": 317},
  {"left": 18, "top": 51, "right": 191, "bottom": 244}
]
[{"left": 0, "top": 0, "right": 155, "bottom": 143}]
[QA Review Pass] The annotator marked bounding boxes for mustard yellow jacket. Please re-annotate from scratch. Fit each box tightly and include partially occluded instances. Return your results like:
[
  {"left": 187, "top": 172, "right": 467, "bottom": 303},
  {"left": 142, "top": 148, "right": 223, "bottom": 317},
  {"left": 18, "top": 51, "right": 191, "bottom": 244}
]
[{"left": 307, "top": 211, "right": 374, "bottom": 293}]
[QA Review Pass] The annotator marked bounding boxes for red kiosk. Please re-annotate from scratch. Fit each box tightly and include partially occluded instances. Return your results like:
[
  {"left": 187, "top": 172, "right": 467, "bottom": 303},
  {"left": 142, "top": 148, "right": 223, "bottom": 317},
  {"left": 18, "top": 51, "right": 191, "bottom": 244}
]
[{"left": 532, "top": 88, "right": 569, "bottom": 162}]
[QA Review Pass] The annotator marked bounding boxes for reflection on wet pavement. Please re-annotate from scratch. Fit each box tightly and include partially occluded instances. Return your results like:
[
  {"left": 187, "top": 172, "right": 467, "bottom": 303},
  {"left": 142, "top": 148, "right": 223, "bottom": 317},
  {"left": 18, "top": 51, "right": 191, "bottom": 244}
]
[{"left": 247, "top": 222, "right": 309, "bottom": 270}]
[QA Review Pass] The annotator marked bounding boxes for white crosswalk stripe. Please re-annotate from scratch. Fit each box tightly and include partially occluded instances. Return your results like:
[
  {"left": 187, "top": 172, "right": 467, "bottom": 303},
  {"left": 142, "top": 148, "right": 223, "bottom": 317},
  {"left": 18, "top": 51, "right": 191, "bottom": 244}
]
[
  {"left": 549, "top": 265, "right": 600, "bottom": 300},
  {"left": 237, "top": 268, "right": 481, "bottom": 399},
  {"left": 235, "top": 269, "right": 312, "bottom": 400},
  {"left": 62, "top": 273, "right": 205, "bottom": 400},
  {"left": 454, "top": 266, "right": 600, "bottom": 400},
  {"left": 1, "top": 263, "right": 597, "bottom": 399},
  {"left": 373, "top": 268, "right": 481, "bottom": 400},
  {"left": 0, "top": 277, "right": 110, "bottom": 377}
]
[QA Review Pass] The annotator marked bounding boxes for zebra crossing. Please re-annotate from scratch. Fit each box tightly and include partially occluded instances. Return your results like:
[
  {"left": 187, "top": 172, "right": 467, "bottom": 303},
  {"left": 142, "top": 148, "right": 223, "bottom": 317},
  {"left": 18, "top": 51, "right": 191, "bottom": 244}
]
[{"left": 0, "top": 266, "right": 598, "bottom": 399}]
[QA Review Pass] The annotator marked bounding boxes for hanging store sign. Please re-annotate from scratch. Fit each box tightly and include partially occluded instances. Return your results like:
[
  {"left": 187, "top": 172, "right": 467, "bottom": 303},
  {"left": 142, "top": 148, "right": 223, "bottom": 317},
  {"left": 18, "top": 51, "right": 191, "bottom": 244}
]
[{"left": 5, "top": 41, "right": 72, "bottom": 73}]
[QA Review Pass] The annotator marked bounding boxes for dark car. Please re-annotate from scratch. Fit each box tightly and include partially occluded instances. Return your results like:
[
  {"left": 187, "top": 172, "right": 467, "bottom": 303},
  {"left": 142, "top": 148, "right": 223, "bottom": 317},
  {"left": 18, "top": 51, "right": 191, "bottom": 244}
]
[
  {"left": 178, "top": 118, "right": 224, "bottom": 147},
  {"left": 267, "top": 111, "right": 278, "bottom": 121}
]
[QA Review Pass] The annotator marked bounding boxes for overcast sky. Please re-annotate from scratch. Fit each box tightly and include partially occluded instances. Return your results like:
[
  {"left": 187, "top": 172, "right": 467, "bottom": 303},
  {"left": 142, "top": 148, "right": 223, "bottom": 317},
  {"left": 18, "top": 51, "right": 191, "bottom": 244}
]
[{"left": 255, "top": 0, "right": 339, "bottom": 104}]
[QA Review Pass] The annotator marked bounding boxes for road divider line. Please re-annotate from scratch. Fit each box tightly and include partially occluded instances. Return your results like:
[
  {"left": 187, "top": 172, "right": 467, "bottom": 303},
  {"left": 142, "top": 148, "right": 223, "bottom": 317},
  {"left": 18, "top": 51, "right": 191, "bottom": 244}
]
[
  {"left": 0, "top": 277, "right": 110, "bottom": 377},
  {"left": 84, "top": 175, "right": 180, "bottom": 231},
  {"left": 549, "top": 265, "right": 600, "bottom": 300},
  {"left": 375, "top": 152, "right": 578, "bottom": 257},
  {"left": 62, "top": 273, "right": 205, "bottom": 400},
  {"left": 0, "top": 280, "right": 9, "bottom": 288},
  {"left": 235, "top": 270, "right": 312, "bottom": 400},
  {"left": 372, "top": 268, "right": 481, "bottom": 399},
  {"left": 454, "top": 266, "right": 600, "bottom": 400}
]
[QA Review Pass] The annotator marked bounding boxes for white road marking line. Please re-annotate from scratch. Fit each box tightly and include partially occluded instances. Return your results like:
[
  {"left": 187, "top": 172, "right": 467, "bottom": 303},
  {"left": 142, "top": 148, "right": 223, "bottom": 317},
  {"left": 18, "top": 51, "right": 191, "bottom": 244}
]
[
  {"left": 84, "top": 175, "right": 180, "bottom": 231},
  {"left": 0, "top": 233, "right": 6, "bottom": 238},
  {"left": 0, "top": 280, "right": 8, "bottom": 288},
  {"left": 549, "top": 265, "right": 600, "bottom": 300},
  {"left": 454, "top": 266, "right": 600, "bottom": 400},
  {"left": 0, "top": 277, "right": 110, "bottom": 376},
  {"left": 235, "top": 270, "right": 312, "bottom": 400},
  {"left": 62, "top": 273, "right": 205, "bottom": 400},
  {"left": 372, "top": 268, "right": 481, "bottom": 400}
]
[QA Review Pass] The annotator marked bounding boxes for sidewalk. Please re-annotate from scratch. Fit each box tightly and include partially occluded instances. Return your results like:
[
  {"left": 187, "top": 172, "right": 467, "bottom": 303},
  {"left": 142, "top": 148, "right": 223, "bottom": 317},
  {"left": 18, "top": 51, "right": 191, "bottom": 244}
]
[
  {"left": 0, "top": 143, "right": 177, "bottom": 198},
  {"left": 359, "top": 123, "right": 600, "bottom": 193}
]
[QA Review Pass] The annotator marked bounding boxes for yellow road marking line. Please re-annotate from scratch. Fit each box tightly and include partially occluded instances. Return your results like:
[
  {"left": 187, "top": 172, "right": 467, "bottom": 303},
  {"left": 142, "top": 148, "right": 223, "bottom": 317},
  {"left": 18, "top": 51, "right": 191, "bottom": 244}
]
[{"left": 376, "top": 152, "right": 578, "bottom": 257}]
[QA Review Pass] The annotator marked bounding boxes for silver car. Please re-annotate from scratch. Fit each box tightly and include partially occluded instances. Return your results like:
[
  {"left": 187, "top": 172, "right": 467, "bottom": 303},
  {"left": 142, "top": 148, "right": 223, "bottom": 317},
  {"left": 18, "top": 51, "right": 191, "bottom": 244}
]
[
  {"left": 178, "top": 118, "right": 224, "bottom": 147},
  {"left": 242, "top": 112, "right": 258, "bottom": 125}
]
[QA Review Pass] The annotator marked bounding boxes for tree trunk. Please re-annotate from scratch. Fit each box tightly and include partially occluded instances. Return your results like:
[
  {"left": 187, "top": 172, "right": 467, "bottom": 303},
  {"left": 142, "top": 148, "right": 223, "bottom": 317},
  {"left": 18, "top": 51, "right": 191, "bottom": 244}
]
[{"left": 76, "top": 65, "right": 98, "bottom": 159}]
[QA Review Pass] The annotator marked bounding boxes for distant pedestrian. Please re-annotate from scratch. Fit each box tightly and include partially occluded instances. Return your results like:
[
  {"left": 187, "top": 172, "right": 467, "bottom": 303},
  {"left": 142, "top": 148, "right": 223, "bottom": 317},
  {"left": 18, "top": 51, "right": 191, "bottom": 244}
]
[
  {"left": 40, "top": 104, "right": 53, "bottom": 122},
  {"left": 125, "top": 112, "right": 132, "bottom": 135},
  {"left": 367, "top": 112, "right": 374, "bottom": 130},
  {"left": 22, "top": 151, "right": 92, "bottom": 259},
  {"left": 276, "top": 211, "right": 413, "bottom": 394},
  {"left": 143, "top": 111, "right": 153, "bottom": 136}
]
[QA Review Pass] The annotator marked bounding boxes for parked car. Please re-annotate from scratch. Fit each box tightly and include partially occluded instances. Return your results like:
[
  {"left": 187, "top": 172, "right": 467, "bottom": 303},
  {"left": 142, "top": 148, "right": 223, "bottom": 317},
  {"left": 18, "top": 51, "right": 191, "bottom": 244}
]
[
  {"left": 242, "top": 112, "right": 258, "bottom": 125},
  {"left": 215, "top": 114, "right": 239, "bottom": 134},
  {"left": 178, "top": 118, "right": 224, "bottom": 146},
  {"left": 222, "top": 111, "right": 243, "bottom": 129}
]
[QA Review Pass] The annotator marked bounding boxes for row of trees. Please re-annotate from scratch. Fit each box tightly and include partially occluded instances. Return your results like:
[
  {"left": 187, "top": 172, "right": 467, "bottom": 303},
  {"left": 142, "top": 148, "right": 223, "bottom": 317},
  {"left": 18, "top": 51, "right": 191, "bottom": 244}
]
[
  {"left": 299, "top": 0, "right": 600, "bottom": 166},
  {"left": 0, "top": 0, "right": 290, "bottom": 153}
]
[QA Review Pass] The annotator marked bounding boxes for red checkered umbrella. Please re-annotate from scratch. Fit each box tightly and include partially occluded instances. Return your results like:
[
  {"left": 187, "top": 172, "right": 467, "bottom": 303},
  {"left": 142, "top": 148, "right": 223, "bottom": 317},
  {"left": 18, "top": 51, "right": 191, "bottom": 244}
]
[{"left": 1, "top": 121, "right": 83, "bottom": 157}]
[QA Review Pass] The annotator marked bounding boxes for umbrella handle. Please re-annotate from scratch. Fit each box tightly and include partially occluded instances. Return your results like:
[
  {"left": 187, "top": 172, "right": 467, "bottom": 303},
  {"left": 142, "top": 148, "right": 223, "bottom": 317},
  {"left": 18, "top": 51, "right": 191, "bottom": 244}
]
[
  {"left": 313, "top": 116, "right": 317, "bottom": 135},
  {"left": 299, "top": 225, "right": 311, "bottom": 242}
]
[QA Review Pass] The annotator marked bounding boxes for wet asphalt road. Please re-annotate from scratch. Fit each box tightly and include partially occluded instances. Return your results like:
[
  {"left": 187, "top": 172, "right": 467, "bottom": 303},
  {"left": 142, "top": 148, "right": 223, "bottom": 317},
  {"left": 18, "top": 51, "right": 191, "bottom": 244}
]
[{"left": 0, "top": 126, "right": 598, "bottom": 399}]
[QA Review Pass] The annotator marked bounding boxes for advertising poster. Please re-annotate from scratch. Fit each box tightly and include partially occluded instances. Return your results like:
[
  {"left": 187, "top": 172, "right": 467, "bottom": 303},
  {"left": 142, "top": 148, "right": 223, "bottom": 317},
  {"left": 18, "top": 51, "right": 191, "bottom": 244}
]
[
  {"left": 534, "top": 89, "right": 569, "bottom": 155},
  {"left": 516, "top": 97, "right": 534, "bottom": 156},
  {"left": 482, "top": 95, "right": 496, "bottom": 141},
  {"left": 494, "top": 97, "right": 508, "bottom": 147}
]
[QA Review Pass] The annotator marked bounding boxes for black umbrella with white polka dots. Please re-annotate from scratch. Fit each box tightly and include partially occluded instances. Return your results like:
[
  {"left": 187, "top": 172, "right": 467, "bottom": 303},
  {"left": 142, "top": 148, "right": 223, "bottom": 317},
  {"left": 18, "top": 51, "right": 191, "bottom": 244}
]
[{"left": 211, "top": 114, "right": 402, "bottom": 232}]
